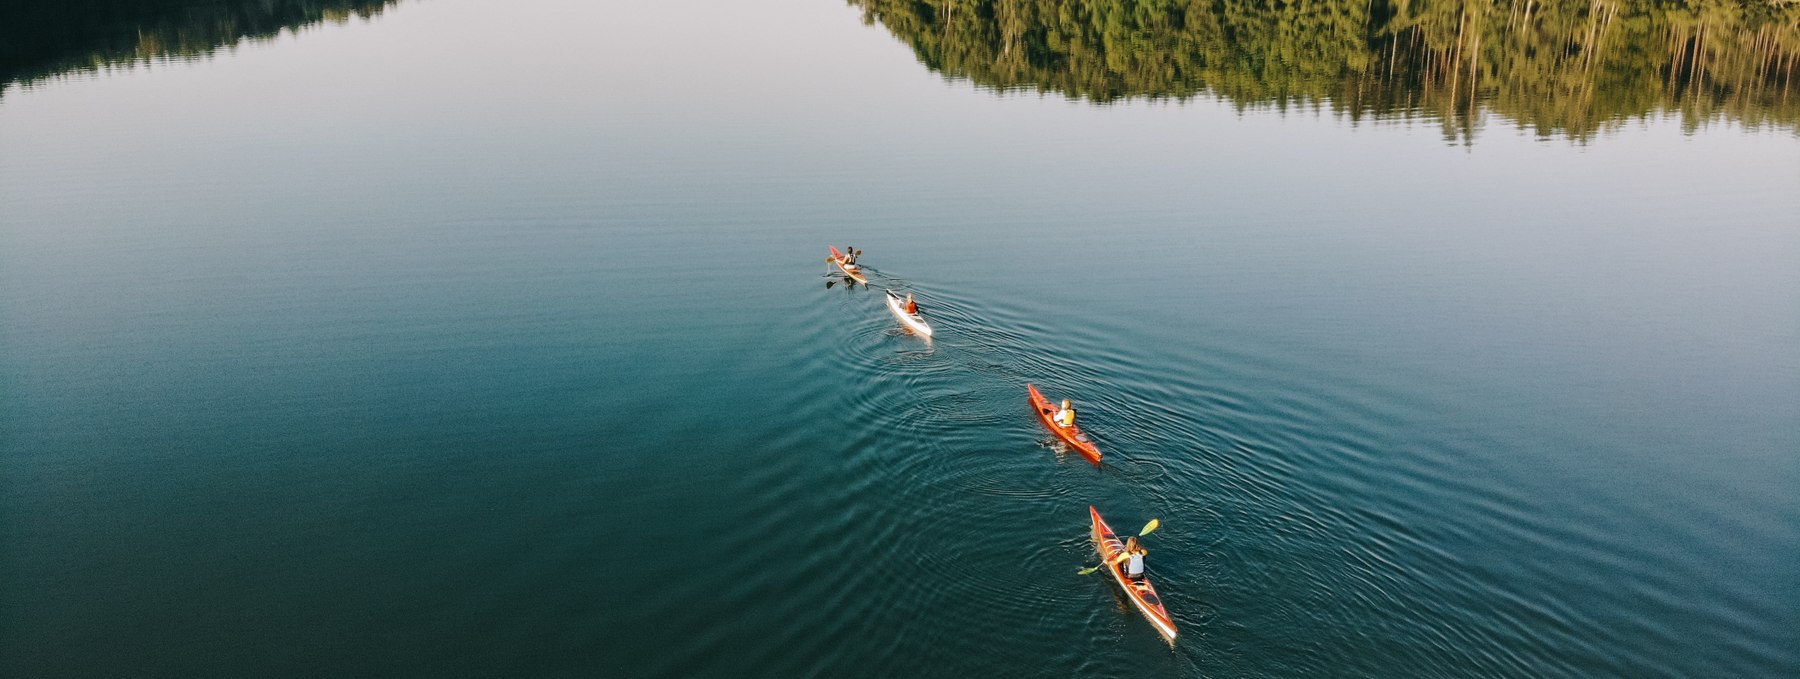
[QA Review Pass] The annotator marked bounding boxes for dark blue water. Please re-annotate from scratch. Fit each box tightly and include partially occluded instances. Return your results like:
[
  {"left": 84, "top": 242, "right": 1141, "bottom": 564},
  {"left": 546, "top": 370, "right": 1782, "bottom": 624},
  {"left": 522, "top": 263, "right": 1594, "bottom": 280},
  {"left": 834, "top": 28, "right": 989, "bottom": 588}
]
[{"left": 3, "top": 0, "right": 1797, "bottom": 676}]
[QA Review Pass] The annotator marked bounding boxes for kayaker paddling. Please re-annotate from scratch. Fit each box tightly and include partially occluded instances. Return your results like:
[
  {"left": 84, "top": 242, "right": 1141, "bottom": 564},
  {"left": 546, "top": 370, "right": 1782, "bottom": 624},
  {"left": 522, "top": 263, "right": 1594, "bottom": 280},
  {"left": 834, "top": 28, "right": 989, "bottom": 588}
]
[
  {"left": 827, "top": 245, "right": 868, "bottom": 284},
  {"left": 1084, "top": 507, "right": 1177, "bottom": 644},
  {"left": 1027, "top": 384, "right": 1100, "bottom": 464},
  {"left": 884, "top": 289, "right": 934, "bottom": 337},
  {"left": 1122, "top": 536, "right": 1147, "bottom": 579}
]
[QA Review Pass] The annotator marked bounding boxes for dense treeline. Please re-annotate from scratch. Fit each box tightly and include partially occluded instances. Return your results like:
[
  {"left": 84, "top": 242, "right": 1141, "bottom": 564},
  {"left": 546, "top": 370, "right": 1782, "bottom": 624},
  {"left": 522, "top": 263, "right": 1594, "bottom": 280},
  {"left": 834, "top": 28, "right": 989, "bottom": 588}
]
[
  {"left": 852, "top": 0, "right": 1800, "bottom": 139},
  {"left": 0, "top": 0, "right": 398, "bottom": 97}
]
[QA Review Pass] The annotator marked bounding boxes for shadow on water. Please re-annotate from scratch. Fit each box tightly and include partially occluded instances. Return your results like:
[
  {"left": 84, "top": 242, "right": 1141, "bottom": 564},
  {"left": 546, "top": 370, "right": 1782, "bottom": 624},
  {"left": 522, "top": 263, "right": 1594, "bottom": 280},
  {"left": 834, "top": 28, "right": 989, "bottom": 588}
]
[
  {"left": 0, "top": 0, "right": 405, "bottom": 98},
  {"left": 851, "top": 0, "right": 1800, "bottom": 142}
]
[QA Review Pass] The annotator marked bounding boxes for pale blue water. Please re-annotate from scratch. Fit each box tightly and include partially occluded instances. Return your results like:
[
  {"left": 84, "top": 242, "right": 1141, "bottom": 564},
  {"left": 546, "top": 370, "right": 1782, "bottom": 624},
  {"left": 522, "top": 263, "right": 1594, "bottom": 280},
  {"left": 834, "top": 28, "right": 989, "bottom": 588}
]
[{"left": 2, "top": 0, "right": 1797, "bottom": 677}]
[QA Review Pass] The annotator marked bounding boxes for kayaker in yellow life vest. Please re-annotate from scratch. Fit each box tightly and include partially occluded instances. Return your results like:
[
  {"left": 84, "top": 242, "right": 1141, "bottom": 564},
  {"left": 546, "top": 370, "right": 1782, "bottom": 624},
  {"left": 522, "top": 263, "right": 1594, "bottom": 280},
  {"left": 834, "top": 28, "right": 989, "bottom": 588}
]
[
  {"left": 1054, "top": 399, "right": 1077, "bottom": 428},
  {"left": 904, "top": 292, "right": 918, "bottom": 315}
]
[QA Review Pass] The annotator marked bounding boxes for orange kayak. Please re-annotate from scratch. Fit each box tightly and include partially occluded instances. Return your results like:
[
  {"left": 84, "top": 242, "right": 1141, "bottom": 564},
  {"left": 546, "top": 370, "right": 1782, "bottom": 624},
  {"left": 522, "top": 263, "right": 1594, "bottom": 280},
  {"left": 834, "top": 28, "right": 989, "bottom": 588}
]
[
  {"left": 828, "top": 245, "right": 867, "bottom": 283},
  {"left": 1027, "top": 383, "right": 1100, "bottom": 464},
  {"left": 1091, "top": 506, "right": 1178, "bottom": 645}
]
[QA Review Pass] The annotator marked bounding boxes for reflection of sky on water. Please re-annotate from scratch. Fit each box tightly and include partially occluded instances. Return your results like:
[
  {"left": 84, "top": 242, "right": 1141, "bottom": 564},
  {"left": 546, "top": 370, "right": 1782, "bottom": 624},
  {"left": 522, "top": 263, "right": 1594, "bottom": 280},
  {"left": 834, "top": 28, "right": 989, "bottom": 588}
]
[{"left": 7, "top": 0, "right": 1794, "bottom": 490}]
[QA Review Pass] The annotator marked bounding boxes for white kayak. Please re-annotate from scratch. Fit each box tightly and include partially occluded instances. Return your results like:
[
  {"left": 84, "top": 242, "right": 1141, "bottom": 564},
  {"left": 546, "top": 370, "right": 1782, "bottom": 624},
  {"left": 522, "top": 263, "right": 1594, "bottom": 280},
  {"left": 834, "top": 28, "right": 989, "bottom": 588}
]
[{"left": 884, "top": 290, "right": 934, "bottom": 337}]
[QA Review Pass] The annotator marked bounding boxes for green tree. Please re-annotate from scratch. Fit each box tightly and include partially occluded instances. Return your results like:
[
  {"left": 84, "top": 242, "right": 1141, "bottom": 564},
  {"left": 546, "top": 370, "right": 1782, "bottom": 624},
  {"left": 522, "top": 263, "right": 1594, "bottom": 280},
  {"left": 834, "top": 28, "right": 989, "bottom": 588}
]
[
  {"left": 852, "top": 0, "right": 1800, "bottom": 140},
  {"left": 0, "top": 0, "right": 401, "bottom": 99}
]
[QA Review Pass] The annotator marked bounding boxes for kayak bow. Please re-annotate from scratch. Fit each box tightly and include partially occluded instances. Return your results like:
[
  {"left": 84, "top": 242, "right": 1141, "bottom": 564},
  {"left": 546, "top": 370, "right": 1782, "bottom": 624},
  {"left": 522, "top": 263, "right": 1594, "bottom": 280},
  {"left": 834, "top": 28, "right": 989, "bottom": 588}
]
[
  {"left": 1027, "top": 384, "right": 1101, "bottom": 464},
  {"left": 1090, "top": 506, "right": 1178, "bottom": 645},
  {"left": 884, "top": 289, "right": 933, "bottom": 337}
]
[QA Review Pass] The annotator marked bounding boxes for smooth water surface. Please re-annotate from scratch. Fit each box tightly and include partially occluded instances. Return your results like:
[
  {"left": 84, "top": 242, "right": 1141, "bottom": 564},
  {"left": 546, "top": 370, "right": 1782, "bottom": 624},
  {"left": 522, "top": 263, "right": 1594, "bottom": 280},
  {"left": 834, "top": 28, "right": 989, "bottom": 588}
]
[{"left": 3, "top": 0, "right": 1797, "bottom": 677}]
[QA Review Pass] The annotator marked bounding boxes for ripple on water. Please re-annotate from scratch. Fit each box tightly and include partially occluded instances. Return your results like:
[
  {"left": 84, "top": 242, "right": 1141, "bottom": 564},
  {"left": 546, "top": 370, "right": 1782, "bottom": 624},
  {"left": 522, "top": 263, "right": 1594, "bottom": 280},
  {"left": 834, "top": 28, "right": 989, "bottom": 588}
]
[{"left": 785, "top": 260, "right": 1791, "bottom": 677}]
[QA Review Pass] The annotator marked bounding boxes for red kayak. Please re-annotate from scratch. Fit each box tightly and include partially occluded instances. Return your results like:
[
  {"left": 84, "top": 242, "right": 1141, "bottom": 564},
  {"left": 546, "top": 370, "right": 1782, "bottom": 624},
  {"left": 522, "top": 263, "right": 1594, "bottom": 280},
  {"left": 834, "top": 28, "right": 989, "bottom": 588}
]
[
  {"left": 828, "top": 245, "right": 867, "bottom": 283},
  {"left": 1091, "top": 506, "right": 1178, "bottom": 645},
  {"left": 1027, "top": 384, "right": 1101, "bottom": 464}
]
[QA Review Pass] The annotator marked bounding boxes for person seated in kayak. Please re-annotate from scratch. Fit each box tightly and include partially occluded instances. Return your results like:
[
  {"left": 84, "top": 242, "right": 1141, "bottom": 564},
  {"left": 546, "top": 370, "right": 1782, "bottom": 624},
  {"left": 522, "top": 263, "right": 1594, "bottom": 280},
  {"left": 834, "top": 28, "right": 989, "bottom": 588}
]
[
  {"left": 1123, "top": 536, "right": 1148, "bottom": 579},
  {"left": 1054, "top": 399, "right": 1077, "bottom": 428},
  {"left": 842, "top": 246, "right": 858, "bottom": 268},
  {"left": 904, "top": 292, "right": 919, "bottom": 315}
]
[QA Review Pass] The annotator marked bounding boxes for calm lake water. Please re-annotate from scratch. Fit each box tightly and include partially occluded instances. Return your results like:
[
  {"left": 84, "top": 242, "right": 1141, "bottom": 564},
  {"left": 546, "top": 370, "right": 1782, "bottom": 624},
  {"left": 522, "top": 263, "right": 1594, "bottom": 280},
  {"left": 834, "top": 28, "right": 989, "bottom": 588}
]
[{"left": 3, "top": 0, "right": 1797, "bottom": 677}]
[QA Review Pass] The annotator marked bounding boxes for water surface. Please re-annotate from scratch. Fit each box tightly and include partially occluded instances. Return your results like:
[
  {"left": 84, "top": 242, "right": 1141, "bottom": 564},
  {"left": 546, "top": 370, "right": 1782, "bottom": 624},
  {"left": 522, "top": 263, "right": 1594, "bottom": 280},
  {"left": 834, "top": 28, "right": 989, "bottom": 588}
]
[{"left": 2, "top": 0, "right": 1797, "bottom": 677}]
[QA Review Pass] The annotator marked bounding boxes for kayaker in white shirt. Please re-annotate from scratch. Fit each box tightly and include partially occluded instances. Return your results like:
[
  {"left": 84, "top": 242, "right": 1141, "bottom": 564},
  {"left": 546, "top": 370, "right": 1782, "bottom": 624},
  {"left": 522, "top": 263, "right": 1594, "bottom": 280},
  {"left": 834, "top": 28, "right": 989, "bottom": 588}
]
[
  {"left": 1055, "top": 399, "right": 1077, "bottom": 428},
  {"left": 1123, "top": 536, "right": 1146, "bottom": 579}
]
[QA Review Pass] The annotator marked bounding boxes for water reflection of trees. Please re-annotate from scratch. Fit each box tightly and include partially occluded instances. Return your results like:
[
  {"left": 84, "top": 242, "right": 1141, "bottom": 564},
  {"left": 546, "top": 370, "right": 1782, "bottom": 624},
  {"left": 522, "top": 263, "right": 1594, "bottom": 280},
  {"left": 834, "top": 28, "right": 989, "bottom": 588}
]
[
  {"left": 1, "top": 0, "right": 400, "bottom": 97},
  {"left": 852, "top": 0, "right": 1800, "bottom": 140}
]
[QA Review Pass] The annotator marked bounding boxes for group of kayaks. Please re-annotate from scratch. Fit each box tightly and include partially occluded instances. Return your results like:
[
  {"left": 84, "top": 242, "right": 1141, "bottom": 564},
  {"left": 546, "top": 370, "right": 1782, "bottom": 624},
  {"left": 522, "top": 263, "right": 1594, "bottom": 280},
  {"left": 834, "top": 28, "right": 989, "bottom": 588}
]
[
  {"left": 826, "top": 245, "right": 1179, "bottom": 646},
  {"left": 831, "top": 245, "right": 934, "bottom": 338}
]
